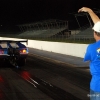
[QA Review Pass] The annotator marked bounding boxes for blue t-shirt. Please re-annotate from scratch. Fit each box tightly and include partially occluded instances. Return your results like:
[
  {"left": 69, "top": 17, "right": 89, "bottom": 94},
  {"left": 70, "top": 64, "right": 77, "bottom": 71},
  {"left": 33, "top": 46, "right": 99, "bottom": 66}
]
[{"left": 84, "top": 40, "right": 100, "bottom": 92}]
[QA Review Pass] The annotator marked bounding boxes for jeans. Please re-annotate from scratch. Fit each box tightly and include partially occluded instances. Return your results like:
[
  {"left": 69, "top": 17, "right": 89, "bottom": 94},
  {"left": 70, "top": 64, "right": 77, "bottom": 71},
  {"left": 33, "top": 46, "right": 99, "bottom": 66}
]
[{"left": 90, "top": 89, "right": 100, "bottom": 100}]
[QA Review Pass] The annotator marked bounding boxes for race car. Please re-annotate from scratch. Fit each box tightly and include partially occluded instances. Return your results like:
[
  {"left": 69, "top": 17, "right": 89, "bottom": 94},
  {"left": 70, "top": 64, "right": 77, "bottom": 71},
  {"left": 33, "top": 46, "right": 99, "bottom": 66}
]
[{"left": 0, "top": 40, "right": 28, "bottom": 68}]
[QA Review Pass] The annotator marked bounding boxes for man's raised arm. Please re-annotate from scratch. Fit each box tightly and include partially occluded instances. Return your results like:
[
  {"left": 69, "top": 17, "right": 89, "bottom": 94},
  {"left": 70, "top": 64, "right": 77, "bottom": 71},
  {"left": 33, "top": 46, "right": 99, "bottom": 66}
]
[{"left": 78, "top": 7, "right": 100, "bottom": 24}]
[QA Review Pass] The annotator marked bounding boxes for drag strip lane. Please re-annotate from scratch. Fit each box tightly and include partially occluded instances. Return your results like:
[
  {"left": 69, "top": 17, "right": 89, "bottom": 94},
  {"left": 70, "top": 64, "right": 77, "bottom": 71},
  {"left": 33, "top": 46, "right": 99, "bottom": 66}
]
[
  {"left": 27, "top": 54, "right": 91, "bottom": 91},
  {"left": 0, "top": 68, "right": 53, "bottom": 100},
  {"left": 24, "top": 54, "right": 91, "bottom": 100},
  {"left": 14, "top": 69, "right": 81, "bottom": 100},
  {"left": 0, "top": 53, "right": 90, "bottom": 100}
]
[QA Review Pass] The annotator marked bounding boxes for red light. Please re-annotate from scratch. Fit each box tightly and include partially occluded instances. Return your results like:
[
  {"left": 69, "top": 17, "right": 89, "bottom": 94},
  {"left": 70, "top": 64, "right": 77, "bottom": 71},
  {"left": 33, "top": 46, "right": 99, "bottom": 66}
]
[
  {"left": 0, "top": 76, "right": 4, "bottom": 82},
  {"left": 21, "top": 71, "right": 30, "bottom": 80},
  {"left": 22, "top": 49, "right": 26, "bottom": 53},
  {"left": 20, "top": 49, "right": 26, "bottom": 54},
  {"left": 0, "top": 50, "right": 4, "bottom": 54}
]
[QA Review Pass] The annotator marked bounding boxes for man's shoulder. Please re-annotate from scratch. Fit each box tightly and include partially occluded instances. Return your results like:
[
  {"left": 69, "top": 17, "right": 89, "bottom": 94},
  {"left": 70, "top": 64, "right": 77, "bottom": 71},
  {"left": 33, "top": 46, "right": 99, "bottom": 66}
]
[
  {"left": 88, "top": 42, "right": 95, "bottom": 48},
  {"left": 88, "top": 41, "right": 100, "bottom": 49}
]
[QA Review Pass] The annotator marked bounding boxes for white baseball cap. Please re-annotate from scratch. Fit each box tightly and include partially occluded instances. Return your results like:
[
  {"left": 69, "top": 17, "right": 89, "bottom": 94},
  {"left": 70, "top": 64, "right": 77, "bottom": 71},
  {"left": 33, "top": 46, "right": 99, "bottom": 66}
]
[{"left": 93, "top": 21, "right": 100, "bottom": 33}]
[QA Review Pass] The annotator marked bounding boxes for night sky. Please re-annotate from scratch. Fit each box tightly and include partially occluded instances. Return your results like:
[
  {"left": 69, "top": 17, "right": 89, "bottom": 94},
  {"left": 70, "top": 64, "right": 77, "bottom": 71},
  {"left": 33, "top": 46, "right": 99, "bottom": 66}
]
[{"left": 0, "top": 0, "right": 100, "bottom": 26}]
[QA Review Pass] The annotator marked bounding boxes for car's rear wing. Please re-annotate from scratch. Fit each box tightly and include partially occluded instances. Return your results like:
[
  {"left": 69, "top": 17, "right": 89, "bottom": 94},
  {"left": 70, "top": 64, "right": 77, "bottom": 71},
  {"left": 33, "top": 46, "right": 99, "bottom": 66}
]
[{"left": 0, "top": 39, "right": 28, "bottom": 48}]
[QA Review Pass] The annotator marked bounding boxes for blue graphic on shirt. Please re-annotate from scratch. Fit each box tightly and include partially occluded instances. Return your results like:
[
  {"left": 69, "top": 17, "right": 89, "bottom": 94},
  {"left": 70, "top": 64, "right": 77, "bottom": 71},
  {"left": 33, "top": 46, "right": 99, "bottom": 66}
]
[{"left": 97, "top": 48, "right": 100, "bottom": 60}]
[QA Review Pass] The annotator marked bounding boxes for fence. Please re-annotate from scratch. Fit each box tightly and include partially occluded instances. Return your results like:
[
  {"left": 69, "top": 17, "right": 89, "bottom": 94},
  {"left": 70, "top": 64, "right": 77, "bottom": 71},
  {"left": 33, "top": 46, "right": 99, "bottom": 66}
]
[{"left": 0, "top": 33, "right": 95, "bottom": 44}]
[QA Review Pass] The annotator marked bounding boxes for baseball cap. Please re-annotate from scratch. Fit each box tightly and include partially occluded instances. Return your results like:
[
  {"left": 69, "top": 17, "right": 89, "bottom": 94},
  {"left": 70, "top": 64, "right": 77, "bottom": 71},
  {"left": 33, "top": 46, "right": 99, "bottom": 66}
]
[{"left": 93, "top": 21, "right": 100, "bottom": 33}]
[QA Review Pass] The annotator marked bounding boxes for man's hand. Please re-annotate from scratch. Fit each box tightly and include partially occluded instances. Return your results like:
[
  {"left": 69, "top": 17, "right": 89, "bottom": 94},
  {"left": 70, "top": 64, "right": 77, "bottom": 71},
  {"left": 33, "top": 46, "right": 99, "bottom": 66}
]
[
  {"left": 78, "top": 7, "right": 100, "bottom": 24},
  {"left": 78, "top": 7, "right": 93, "bottom": 13}
]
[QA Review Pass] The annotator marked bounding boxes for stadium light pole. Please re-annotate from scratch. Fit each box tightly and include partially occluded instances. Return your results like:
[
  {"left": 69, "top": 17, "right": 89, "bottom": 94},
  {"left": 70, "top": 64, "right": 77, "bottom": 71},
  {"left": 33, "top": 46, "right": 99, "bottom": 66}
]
[
  {"left": 85, "top": 13, "right": 92, "bottom": 27},
  {"left": 75, "top": 15, "right": 81, "bottom": 29}
]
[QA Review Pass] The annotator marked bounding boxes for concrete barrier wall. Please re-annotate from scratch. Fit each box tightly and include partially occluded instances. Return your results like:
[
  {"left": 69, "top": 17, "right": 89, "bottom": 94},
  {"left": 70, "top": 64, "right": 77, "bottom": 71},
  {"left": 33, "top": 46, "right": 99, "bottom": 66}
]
[
  {"left": 0, "top": 37, "right": 88, "bottom": 58},
  {"left": 28, "top": 40, "right": 88, "bottom": 58}
]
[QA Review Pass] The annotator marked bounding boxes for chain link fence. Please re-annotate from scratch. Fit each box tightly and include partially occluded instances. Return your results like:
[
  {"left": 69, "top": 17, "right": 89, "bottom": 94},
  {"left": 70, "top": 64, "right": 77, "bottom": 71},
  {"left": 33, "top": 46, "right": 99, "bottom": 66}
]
[{"left": 0, "top": 32, "right": 95, "bottom": 44}]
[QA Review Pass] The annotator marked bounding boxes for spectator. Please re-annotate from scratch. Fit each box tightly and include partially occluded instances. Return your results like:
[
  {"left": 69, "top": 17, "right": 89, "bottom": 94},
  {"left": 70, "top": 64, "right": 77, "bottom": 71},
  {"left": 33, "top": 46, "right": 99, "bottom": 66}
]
[{"left": 78, "top": 7, "right": 100, "bottom": 100}]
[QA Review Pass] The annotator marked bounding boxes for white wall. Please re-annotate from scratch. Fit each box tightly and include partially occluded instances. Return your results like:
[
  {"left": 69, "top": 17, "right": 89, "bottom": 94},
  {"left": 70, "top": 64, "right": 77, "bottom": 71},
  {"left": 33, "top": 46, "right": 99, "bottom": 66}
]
[
  {"left": 28, "top": 40, "right": 88, "bottom": 58},
  {"left": 0, "top": 37, "right": 88, "bottom": 58}
]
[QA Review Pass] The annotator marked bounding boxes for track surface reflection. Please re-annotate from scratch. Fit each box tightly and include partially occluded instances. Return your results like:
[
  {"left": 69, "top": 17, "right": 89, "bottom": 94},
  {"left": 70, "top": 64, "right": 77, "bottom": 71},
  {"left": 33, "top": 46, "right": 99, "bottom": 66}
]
[
  {"left": 14, "top": 69, "right": 81, "bottom": 100},
  {"left": 0, "top": 54, "right": 90, "bottom": 100}
]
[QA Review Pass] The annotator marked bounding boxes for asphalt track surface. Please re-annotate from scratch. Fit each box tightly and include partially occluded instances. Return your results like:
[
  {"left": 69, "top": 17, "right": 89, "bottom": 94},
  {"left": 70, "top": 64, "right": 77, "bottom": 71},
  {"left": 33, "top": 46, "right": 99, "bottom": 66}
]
[{"left": 0, "top": 53, "right": 90, "bottom": 100}]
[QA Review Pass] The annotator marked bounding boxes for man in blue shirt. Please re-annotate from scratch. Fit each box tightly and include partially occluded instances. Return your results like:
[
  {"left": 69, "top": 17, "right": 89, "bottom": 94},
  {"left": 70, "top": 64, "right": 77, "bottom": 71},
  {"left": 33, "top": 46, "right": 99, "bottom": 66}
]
[{"left": 78, "top": 7, "right": 100, "bottom": 100}]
